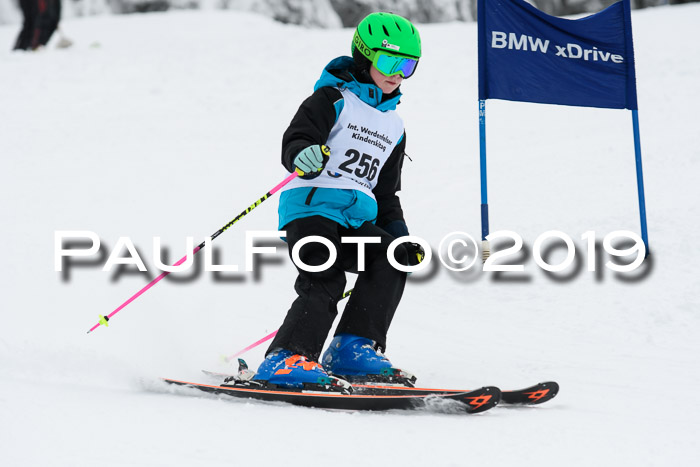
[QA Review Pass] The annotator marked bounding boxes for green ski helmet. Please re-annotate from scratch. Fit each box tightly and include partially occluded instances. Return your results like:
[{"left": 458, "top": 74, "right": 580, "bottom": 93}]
[{"left": 351, "top": 12, "right": 421, "bottom": 78}]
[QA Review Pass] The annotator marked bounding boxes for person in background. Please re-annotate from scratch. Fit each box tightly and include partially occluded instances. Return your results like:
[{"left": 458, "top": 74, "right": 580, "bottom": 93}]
[{"left": 13, "top": 0, "right": 62, "bottom": 51}]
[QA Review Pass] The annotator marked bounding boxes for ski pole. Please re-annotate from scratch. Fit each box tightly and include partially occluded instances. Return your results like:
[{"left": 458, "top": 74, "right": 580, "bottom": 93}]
[
  {"left": 225, "top": 330, "right": 278, "bottom": 361},
  {"left": 86, "top": 162, "right": 316, "bottom": 334},
  {"left": 224, "top": 288, "right": 353, "bottom": 362}
]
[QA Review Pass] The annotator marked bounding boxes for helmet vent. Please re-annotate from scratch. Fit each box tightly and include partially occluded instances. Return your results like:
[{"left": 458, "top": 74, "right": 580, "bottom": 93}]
[
  {"left": 368, "top": 24, "right": 373, "bottom": 35},
  {"left": 394, "top": 21, "right": 402, "bottom": 31},
  {"left": 382, "top": 25, "right": 389, "bottom": 36}
]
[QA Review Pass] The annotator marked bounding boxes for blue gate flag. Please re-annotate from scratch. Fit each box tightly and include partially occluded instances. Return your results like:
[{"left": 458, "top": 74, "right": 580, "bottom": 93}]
[{"left": 478, "top": 0, "right": 638, "bottom": 110}]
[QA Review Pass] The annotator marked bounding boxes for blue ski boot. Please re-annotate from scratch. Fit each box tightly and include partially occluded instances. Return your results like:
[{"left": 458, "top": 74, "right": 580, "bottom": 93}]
[
  {"left": 253, "top": 349, "right": 351, "bottom": 392},
  {"left": 321, "top": 334, "right": 417, "bottom": 386}
]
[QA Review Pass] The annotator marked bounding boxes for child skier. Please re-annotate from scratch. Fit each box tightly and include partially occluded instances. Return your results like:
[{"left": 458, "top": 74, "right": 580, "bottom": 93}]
[{"left": 253, "top": 12, "right": 425, "bottom": 388}]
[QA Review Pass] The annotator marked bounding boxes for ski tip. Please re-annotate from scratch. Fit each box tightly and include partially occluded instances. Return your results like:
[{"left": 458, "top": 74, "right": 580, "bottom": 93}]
[
  {"left": 502, "top": 381, "right": 559, "bottom": 405},
  {"left": 533, "top": 381, "right": 559, "bottom": 403},
  {"left": 525, "top": 381, "right": 559, "bottom": 404},
  {"left": 462, "top": 386, "right": 501, "bottom": 414}
]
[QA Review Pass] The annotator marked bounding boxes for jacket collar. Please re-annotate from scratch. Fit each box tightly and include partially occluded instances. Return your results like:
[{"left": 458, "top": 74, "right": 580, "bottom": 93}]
[{"left": 313, "top": 56, "right": 401, "bottom": 112}]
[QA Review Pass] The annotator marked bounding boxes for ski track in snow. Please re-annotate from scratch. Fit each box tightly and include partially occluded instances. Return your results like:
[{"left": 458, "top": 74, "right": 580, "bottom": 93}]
[{"left": 1, "top": 6, "right": 699, "bottom": 466}]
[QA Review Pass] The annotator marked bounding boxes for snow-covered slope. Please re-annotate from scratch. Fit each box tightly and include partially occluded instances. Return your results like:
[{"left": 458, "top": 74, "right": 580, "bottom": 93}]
[{"left": 1, "top": 6, "right": 699, "bottom": 466}]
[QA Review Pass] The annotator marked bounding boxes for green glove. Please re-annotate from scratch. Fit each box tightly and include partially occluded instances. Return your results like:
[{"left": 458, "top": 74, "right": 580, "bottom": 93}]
[{"left": 294, "top": 145, "right": 330, "bottom": 179}]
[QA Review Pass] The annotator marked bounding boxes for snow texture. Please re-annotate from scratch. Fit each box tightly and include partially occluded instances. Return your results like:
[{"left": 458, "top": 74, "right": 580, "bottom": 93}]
[{"left": 1, "top": 5, "right": 699, "bottom": 467}]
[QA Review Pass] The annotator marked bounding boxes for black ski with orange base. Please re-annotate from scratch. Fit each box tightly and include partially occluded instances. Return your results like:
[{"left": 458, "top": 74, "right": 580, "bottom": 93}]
[
  {"left": 162, "top": 377, "right": 501, "bottom": 413},
  {"left": 351, "top": 381, "right": 559, "bottom": 405}
]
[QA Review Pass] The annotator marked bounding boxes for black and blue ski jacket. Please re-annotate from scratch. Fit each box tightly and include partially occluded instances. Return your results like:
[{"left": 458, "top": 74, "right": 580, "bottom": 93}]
[{"left": 279, "top": 56, "right": 410, "bottom": 238}]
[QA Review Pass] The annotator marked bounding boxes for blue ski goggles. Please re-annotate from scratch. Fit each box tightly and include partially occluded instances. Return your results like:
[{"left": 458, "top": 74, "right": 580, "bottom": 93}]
[{"left": 372, "top": 51, "right": 419, "bottom": 79}]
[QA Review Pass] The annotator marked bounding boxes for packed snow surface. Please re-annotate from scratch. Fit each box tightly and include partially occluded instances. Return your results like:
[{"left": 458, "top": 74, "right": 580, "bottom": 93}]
[{"left": 1, "top": 6, "right": 699, "bottom": 466}]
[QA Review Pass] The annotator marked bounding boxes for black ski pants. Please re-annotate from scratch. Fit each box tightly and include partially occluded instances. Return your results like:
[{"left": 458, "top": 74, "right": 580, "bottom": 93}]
[
  {"left": 267, "top": 215, "right": 408, "bottom": 362},
  {"left": 13, "top": 0, "right": 60, "bottom": 51}
]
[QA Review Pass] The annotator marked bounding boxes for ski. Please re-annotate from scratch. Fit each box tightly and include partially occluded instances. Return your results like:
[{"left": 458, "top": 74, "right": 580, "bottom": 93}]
[
  {"left": 201, "top": 369, "right": 559, "bottom": 406},
  {"left": 162, "top": 377, "right": 500, "bottom": 413},
  {"left": 350, "top": 381, "right": 559, "bottom": 405}
]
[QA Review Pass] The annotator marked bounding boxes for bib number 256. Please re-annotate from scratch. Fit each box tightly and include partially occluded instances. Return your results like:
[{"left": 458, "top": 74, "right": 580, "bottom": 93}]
[{"left": 338, "top": 149, "right": 380, "bottom": 181}]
